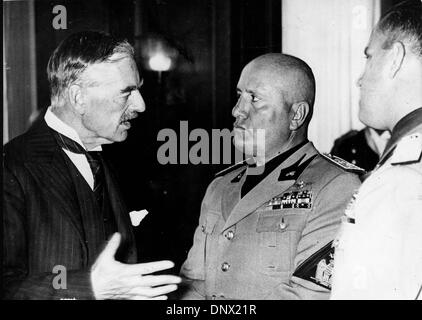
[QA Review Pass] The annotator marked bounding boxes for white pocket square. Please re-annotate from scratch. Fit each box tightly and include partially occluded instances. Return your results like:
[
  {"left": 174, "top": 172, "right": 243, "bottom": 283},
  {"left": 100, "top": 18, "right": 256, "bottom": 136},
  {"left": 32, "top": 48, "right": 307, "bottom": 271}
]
[{"left": 129, "top": 209, "right": 149, "bottom": 227}]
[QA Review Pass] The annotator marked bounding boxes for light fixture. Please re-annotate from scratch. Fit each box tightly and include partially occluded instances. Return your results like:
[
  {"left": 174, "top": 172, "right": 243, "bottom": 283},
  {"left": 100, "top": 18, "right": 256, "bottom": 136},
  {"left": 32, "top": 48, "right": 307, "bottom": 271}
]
[{"left": 148, "top": 52, "right": 172, "bottom": 72}]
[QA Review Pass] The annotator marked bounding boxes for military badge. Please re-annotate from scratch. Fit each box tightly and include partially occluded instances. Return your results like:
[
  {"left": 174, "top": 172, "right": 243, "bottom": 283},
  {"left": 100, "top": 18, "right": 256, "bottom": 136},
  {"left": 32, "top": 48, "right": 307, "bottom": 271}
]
[
  {"left": 266, "top": 190, "right": 312, "bottom": 210},
  {"left": 293, "top": 241, "right": 334, "bottom": 289}
]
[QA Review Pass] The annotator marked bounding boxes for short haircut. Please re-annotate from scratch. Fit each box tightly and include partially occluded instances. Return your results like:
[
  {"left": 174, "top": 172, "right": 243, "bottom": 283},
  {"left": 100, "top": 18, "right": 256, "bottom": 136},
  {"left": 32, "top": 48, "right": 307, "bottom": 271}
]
[
  {"left": 377, "top": 0, "right": 422, "bottom": 57},
  {"left": 47, "top": 31, "right": 134, "bottom": 105}
]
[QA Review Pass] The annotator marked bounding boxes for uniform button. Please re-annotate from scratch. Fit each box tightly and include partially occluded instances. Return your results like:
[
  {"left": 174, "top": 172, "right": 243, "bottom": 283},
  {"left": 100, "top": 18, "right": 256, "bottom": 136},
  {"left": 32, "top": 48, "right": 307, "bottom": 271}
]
[
  {"left": 351, "top": 148, "right": 356, "bottom": 154},
  {"left": 352, "top": 160, "right": 357, "bottom": 164},
  {"left": 103, "top": 218, "right": 109, "bottom": 222},
  {"left": 279, "top": 218, "right": 287, "bottom": 230},
  {"left": 221, "top": 262, "right": 230, "bottom": 272},
  {"left": 201, "top": 225, "right": 205, "bottom": 233},
  {"left": 225, "top": 230, "right": 234, "bottom": 240}
]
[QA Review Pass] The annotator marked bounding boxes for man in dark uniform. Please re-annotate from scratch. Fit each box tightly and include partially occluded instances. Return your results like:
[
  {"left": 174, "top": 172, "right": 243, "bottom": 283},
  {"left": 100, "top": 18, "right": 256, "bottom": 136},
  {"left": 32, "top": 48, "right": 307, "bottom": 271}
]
[
  {"left": 2, "top": 31, "right": 181, "bottom": 299},
  {"left": 179, "top": 53, "right": 362, "bottom": 299},
  {"left": 331, "top": 127, "right": 390, "bottom": 171}
]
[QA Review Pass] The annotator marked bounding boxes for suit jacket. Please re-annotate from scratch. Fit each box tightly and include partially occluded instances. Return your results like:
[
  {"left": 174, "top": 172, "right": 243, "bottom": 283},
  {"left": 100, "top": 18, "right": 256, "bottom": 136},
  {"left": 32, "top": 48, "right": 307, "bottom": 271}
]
[
  {"left": 332, "top": 120, "right": 422, "bottom": 299},
  {"left": 179, "top": 142, "right": 361, "bottom": 299},
  {"left": 2, "top": 119, "right": 137, "bottom": 300}
]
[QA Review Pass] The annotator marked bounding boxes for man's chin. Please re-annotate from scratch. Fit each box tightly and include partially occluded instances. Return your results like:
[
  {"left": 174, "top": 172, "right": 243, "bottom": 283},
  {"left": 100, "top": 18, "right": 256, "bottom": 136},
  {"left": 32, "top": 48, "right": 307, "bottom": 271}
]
[{"left": 233, "top": 138, "right": 256, "bottom": 157}]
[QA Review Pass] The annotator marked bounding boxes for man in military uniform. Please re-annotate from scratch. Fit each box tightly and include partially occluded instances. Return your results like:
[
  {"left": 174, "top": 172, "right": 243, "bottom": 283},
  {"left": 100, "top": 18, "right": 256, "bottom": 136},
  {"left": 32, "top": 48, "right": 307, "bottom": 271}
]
[
  {"left": 178, "top": 53, "right": 361, "bottom": 299},
  {"left": 330, "top": 127, "right": 390, "bottom": 172},
  {"left": 331, "top": 0, "right": 422, "bottom": 300}
]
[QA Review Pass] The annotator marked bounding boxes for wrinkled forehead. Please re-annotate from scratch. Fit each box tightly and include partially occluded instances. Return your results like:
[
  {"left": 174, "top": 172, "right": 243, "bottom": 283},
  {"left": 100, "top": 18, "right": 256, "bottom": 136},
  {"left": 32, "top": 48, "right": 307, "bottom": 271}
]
[{"left": 82, "top": 55, "right": 140, "bottom": 87}]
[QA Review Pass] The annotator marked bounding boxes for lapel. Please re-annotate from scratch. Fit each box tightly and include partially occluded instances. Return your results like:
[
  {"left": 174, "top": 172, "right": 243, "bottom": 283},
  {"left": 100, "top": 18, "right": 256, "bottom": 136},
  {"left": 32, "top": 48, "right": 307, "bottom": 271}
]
[
  {"left": 222, "top": 142, "right": 319, "bottom": 231},
  {"left": 221, "top": 168, "right": 247, "bottom": 221},
  {"left": 24, "top": 121, "right": 87, "bottom": 247}
]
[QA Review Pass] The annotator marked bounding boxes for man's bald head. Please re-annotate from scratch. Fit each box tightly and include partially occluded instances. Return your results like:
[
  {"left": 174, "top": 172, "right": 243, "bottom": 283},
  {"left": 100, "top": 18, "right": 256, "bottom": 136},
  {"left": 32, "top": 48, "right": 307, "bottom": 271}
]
[
  {"left": 245, "top": 53, "right": 316, "bottom": 121},
  {"left": 233, "top": 53, "right": 316, "bottom": 160}
]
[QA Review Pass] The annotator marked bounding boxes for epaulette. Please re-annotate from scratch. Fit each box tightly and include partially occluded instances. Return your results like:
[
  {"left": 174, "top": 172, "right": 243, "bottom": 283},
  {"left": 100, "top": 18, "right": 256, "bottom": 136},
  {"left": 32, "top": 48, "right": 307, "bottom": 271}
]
[
  {"left": 321, "top": 153, "right": 366, "bottom": 175},
  {"left": 391, "top": 132, "right": 422, "bottom": 165},
  {"left": 214, "top": 159, "right": 249, "bottom": 178}
]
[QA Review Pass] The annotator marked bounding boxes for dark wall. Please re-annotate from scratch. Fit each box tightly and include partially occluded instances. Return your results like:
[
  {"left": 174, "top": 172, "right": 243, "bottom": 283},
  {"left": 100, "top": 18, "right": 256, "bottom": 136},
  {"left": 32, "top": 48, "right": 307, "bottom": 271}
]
[{"left": 33, "top": 0, "right": 281, "bottom": 270}]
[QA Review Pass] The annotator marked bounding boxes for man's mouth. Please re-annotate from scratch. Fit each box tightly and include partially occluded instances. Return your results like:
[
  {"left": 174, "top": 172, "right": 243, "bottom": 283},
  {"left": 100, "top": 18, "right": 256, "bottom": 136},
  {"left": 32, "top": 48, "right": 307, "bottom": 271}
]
[
  {"left": 233, "top": 122, "right": 245, "bottom": 130},
  {"left": 120, "top": 115, "right": 138, "bottom": 127}
]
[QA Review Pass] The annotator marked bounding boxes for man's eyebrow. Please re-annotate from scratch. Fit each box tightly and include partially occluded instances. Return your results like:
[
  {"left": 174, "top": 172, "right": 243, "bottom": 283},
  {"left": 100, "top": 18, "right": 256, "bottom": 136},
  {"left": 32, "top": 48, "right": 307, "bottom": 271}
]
[
  {"left": 364, "top": 47, "right": 369, "bottom": 56},
  {"left": 120, "top": 80, "right": 143, "bottom": 94}
]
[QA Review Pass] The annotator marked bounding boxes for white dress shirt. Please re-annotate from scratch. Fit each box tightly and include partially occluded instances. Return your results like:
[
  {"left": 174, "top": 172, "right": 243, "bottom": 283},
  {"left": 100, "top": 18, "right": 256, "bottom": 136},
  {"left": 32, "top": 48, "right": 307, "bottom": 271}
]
[{"left": 44, "top": 107, "right": 101, "bottom": 190}]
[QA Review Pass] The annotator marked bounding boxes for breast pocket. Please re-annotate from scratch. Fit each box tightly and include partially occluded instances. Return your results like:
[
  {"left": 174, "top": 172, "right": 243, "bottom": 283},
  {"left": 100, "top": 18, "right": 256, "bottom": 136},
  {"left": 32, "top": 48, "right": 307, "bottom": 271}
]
[
  {"left": 256, "top": 210, "right": 307, "bottom": 275},
  {"left": 181, "top": 211, "right": 220, "bottom": 280}
]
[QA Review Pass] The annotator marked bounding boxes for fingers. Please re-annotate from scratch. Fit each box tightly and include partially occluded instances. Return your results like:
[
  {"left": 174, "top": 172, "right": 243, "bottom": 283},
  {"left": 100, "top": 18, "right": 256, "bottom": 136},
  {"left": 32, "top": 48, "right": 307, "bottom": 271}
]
[
  {"left": 130, "top": 284, "right": 179, "bottom": 298},
  {"left": 137, "top": 275, "right": 182, "bottom": 287},
  {"left": 97, "top": 233, "right": 121, "bottom": 262},
  {"left": 124, "top": 260, "right": 176, "bottom": 276},
  {"left": 101, "top": 284, "right": 178, "bottom": 300}
]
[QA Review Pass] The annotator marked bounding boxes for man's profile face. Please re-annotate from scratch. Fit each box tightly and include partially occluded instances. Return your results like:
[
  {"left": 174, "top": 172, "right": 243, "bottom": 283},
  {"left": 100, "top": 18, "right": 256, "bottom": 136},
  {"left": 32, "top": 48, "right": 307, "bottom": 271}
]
[
  {"left": 81, "top": 55, "right": 145, "bottom": 146},
  {"left": 357, "top": 30, "right": 390, "bottom": 129},
  {"left": 232, "top": 62, "right": 291, "bottom": 157}
]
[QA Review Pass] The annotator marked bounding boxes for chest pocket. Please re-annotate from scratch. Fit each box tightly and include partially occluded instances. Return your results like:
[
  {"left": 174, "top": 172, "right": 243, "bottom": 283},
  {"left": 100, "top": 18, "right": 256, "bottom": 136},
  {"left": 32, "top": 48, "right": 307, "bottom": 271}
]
[{"left": 256, "top": 210, "right": 307, "bottom": 275}]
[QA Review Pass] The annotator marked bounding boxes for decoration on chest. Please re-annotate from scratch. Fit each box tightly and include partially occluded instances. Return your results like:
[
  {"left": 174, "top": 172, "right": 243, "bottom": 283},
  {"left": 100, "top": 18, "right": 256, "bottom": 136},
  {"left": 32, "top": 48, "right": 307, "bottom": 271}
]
[{"left": 266, "top": 190, "right": 313, "bottom": 210}]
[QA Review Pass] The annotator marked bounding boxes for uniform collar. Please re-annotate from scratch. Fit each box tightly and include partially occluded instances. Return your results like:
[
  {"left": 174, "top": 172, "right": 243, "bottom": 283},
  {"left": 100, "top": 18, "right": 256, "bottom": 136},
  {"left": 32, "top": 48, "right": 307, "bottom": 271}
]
[{"left": 379, "top": 107, "right": 422, "bottom": 163}]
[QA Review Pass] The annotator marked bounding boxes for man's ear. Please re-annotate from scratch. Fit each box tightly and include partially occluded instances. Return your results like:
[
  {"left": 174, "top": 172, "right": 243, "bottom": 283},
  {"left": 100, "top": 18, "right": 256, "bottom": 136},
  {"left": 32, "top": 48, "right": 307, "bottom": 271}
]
[
  {"left": 67, "top": 84, "right": 85, "bottom": 115},
  {"left": 289, "top": 101, "right": 310, "bottom": 131},
  {"left": 388, "top": 41, "right": 405, "bottom": 79}
]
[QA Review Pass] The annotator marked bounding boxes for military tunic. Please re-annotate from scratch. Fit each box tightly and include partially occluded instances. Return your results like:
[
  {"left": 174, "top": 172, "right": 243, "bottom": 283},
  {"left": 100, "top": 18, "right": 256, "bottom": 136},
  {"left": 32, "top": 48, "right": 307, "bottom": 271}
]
[
  {"left": 179, "top": 142, "right": 361, "bottom": 299},
  {"left": 331, "top": 108, "right": 422, "bottom": 300}
]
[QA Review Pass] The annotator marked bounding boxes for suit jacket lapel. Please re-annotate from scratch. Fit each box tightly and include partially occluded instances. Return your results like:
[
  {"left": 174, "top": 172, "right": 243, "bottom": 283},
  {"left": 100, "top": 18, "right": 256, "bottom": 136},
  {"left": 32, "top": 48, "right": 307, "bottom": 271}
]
[{"left": 222, "top": 142, "right": 319, "bottom": 231}]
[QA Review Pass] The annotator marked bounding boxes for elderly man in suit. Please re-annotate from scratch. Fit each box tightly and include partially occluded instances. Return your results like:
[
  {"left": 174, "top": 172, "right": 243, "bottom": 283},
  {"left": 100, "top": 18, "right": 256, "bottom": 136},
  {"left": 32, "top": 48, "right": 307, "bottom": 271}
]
[
  {"left": 331, "top": 0, "right": 422, "bottom": 300},
  {"left": 178, "top": 53, "right": 362, "bottom": 300},
  {"left": 2, "top": 31, "right": 181, "bottom": 300}
]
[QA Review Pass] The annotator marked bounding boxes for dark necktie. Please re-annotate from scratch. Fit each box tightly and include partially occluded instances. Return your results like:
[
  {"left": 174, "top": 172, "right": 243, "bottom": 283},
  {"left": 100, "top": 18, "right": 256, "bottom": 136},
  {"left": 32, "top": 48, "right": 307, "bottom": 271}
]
[{"left": 52, "top": 131, "right": 104, "bottom": 205}]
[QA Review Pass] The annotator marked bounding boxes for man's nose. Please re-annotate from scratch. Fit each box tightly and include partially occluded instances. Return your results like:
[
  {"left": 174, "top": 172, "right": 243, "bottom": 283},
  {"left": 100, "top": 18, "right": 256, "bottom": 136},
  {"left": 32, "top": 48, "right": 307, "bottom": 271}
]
[
  {"left": 232, "top": 96, "right": 247, "bottom": 118},
  {"left": 130, "top": 90, "right": 146, "bottom": 113}
]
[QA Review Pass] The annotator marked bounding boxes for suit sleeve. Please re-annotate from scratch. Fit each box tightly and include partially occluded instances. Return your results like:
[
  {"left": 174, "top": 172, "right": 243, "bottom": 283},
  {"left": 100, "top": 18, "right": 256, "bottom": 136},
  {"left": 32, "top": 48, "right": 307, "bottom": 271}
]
[
  {"left": 265, "top": 172, "right": 361, "bottom": 299},
  {"left": 2, "top": 165, "right": 95, "bottom": 300}
]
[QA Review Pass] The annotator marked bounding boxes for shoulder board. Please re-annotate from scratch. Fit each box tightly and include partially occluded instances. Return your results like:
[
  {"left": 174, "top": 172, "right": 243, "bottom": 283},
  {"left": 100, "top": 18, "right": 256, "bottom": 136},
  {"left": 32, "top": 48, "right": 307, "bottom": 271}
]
[
  {"left": 214, "top": 159, "right": 249, "bottom": 178},
  {"left": 390, "top": 132, "right": 422, "bottom": 166},
  {"left": 293, "top": 241, "right": 334, "bottom": 290},
  {"left": 321, "top": 153, "right": 366, "bottom": 174}
]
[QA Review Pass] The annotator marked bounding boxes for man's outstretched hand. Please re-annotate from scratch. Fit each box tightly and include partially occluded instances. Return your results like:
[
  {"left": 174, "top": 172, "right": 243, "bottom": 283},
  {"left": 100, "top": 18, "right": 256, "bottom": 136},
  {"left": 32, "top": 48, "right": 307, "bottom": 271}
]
[{"left": 91, "top": 233, "right": 181, "bottom": 300}]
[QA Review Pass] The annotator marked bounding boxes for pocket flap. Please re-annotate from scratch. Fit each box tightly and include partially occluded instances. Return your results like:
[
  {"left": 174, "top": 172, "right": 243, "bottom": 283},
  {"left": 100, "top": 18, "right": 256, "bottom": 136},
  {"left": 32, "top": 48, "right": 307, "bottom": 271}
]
[{"left": 203, "top": 212, "right": 220, "bottom": 234}]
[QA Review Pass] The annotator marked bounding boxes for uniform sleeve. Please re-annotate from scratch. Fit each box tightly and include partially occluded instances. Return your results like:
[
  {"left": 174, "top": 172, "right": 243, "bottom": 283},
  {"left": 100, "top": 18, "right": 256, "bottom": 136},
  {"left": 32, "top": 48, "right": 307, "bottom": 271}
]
[
  {"left": 177, "top": 178, "right": 222, "bottom": 300},
  {"left": 2, "top": 165, "right": 95, "bottom": 300},
  {"left": 265, "top": 172, "right": 361, "bottom": 299}
]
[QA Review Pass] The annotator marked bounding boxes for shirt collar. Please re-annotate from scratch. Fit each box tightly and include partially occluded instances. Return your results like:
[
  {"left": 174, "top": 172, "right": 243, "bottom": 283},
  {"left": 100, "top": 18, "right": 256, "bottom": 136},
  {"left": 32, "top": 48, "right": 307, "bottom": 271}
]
[{"left": 44, "top": 106, "right": 102, "bottom": 151}]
